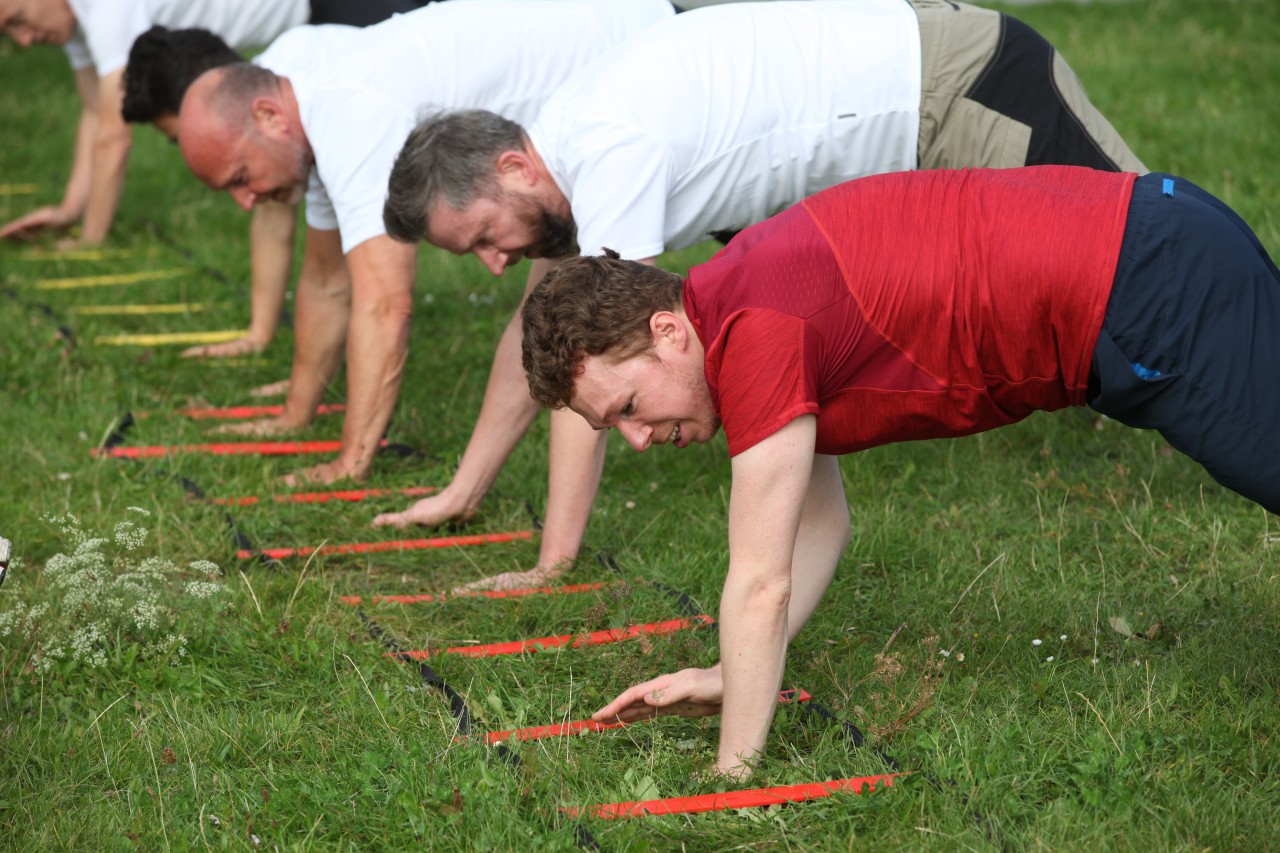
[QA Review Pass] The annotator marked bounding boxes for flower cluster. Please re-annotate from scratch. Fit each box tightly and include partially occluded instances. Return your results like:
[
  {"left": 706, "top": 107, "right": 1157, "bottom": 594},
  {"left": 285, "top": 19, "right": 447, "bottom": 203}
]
[{"left": 0, "top": 509, "right": 224, "bottom": 673}]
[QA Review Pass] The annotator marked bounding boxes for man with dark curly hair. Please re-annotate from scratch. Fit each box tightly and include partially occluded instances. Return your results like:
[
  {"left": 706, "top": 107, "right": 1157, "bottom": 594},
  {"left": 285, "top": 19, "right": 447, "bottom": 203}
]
[{"left": 519, "top": 166, "right": 1280, "bottom": 777}]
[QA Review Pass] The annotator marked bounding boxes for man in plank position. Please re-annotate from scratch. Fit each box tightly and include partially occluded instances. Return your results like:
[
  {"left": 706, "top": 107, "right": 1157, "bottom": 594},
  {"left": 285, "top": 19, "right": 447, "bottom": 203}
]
[
  {"left": 0, "top": 0, "right": 439, "bottom": 248},
  {"left": 378, "top": 0, "right": 1147, "bottom": 588},
  {"left": 519, "top": 166, "right": 1279, "bottom": 777},
  {"left": 174, "top": 0, "right": 674, "bottom": 485}
]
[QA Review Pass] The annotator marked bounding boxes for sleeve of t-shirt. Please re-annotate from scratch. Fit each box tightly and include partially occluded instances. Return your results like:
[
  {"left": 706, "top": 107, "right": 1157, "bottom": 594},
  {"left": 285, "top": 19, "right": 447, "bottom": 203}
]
[
  {"left": 304, "top": 89, "right": 416, "bottom": 254},
  {"left": 71, "top": 0, "right": 153, "bottom": 76},
  {"left": 303, "top": 170, "right": 337, "bottom": 234},
  {"left": 714, "top": 309, "right": 820, "bottom": 457},
  {"left": 62, "top": 28, "right": 92, "bottom": 71},
  {"left": 564, "top": 127, "right": 675, "bottom": 261}
]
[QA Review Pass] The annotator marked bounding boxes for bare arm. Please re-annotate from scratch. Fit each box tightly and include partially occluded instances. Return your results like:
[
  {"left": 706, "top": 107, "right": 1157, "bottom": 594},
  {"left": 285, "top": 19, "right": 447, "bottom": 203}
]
[
  {"left": 73, "top": 68, "right": 132, "bottom": 246},
  {"left": 0, "top": 67, "right": 98, "bottom": 242},
  {"left": 284, "top": 233, "right": 416, "bottom": 486},
  {"left": 219, "top": 227, "right": 349, "bottom": 436},
  {"left": 595, "top": 421, "right": 851, "bottom": 780},
  {"left": 183, "top": 201, "right": 298, "bottom": 358},
  {"left": 372, "top": 257, "right": 555, "bottom": 529}
]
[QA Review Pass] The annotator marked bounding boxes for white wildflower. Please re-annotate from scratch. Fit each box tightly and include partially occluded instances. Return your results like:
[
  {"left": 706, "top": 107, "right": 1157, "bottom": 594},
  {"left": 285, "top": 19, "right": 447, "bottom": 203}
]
[
  {"left": 113, "top": 520, "right": 148, "bottom": 551},
  {"left": 184, "top": 581, "right": 221, "bottom": 599},
  {"left": 1045, "top": 656, "right": 1054, "bottom": 662},
  {"left": 70, "top": 624, "right": 108, "bottom": 667},
  {"left": 1, "top": 511, "right": 224, "bottom": 674},
  {"left": 187, "top": 560, "right": 220, "bottom": 576},
  {"left": 939, "top": 649, "right": 951, "bottom": 657},
  {"left": 132, "top": 598, "right": 161, "bottom": 632},
  {"left": 1032, "top": 638, "right": 1042, "bottom": 646},
  {"left": 955, "top": 653, "right": 966, "bottom": 662},
  {"left": 1059, "top": 634, "right": 1067, "bottom": 641},
  {"left": 1091, "top": 658, "right": 1100, "bottom": 665}
]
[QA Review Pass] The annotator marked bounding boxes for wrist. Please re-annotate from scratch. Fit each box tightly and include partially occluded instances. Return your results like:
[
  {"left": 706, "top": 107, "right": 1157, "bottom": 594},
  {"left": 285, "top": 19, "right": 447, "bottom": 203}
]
[
  {"left": 438, "top": 476, "right": 487, "bottom": 517},
  {"left": 242, "top": 329, "right": 273, "bottom": 350}
]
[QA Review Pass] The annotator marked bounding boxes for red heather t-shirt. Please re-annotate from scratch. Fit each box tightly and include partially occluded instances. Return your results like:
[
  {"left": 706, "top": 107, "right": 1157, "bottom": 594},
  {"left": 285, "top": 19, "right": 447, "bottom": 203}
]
[{"left": 684, "top": 166, "right": 1137, "bottom": 457}]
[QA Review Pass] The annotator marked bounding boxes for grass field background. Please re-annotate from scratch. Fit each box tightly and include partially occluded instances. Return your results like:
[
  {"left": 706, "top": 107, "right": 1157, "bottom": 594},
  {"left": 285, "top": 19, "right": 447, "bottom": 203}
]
[{"left": 1, "top": 1, "right": 1278, "bottom": 849}]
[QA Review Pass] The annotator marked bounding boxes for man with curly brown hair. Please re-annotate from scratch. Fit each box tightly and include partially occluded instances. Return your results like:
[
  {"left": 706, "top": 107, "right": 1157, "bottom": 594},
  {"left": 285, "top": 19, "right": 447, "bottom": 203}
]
[{"left": 519, "top": 166, "right": 1280, "bottom": 777}]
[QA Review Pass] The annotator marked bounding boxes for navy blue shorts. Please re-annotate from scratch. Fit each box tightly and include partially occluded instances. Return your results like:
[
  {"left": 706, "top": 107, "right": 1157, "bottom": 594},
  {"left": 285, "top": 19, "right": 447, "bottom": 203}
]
[{"left": 1088, "top": 172, "right": 1280, "bottom": 513}]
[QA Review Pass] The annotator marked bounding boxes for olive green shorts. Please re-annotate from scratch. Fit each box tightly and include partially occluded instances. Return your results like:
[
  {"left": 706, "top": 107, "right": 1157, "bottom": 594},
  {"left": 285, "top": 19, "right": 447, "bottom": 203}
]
[{"left": 910, "top": 0, "right": 1147, "bottom": 173}]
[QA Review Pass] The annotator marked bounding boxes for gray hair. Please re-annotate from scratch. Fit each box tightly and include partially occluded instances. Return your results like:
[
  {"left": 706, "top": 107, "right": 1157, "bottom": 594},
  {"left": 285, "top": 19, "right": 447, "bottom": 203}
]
[{"left": 383, "top": 109, "right": 529, "bottom": 244}]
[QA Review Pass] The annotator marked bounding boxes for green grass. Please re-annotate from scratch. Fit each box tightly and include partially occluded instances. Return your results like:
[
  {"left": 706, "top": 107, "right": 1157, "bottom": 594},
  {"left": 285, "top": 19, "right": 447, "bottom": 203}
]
[{"left": 2, "top": 1, "right": 1279, "bottom": 848}]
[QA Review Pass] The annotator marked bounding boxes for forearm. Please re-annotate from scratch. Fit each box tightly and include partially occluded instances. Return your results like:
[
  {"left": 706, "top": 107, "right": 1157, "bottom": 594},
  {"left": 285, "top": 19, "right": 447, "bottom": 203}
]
[
  {"left": 435, "top": 259, "right": 557, "bottom": 511},
  {"left": 717, "top": 569, "right": 790, "bottom": 774},
  {"left": 78, "top": 124, "right": 131, "bottom": 244},
  {"left": 282, "top": 232, "right": 351, "bottom": 425},
  {"left": 58, "top": 106, "right": 97, "bottom": 220},
  {"left": 785, "top": 455, "right": 849, "bottom": 639},
  {"left": 53, "top": 68, "right": 102, "bottom": 222},
  {"left": 339, "top": 291, "right": 410, "bottom": 477},
  {"left": 335, "top": 236, "right": 417, "bottom": 479},
  {"left": 246, "top": 202, "right": 298, "bottom": 345},
  {"left": 77, "top": 70, "right": 131, "bottom": 245},
  {"left": 439, "top": 305, "right": 541, "bottom": 510},
  {"left": 539, "top": 409, "right": 608, "bottom": 571}
]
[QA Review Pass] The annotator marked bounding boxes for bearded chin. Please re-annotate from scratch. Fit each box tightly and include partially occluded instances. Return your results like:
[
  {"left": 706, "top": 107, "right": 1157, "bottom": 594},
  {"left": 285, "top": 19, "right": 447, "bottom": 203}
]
[
  {"left": 530, "top": 210, "right": 579, "bottom": 258},
  {"left": 280, "top": 182, "right": 307, "bottom": 205}
]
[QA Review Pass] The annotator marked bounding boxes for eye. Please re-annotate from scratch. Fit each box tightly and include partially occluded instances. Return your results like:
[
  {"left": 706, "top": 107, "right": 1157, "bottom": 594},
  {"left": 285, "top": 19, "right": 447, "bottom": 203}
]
[{"left": 620, "top": 399, "right": 634, "bottom": 418}]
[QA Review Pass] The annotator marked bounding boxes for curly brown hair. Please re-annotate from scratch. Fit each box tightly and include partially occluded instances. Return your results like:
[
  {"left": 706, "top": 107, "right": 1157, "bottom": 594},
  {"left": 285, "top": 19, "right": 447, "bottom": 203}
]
[{"left": 521, "top": 251, "right": 684, "bottom": 409}]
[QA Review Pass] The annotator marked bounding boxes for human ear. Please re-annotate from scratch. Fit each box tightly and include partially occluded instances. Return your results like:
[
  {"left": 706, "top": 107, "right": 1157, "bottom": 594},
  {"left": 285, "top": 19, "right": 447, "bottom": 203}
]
[
  {"left": 250, "top": 97, "right": 286, "bottom": 135},
  {"left": 494, "top": 149, "right": 536, "bottom": 186},
  {"left": 649, "top": 310, "right": 686, "bottom": 350}
]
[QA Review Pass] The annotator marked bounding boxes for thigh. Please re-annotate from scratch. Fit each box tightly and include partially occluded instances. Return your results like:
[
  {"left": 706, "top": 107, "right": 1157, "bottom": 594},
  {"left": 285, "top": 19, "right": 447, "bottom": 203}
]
[{"left": 919, "top": 2, "right": 1144, "bottom": 172}]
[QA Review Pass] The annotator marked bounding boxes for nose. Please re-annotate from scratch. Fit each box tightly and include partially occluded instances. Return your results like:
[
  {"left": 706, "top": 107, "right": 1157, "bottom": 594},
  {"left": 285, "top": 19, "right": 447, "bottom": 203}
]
[
  {"left": 617, "top": 421, "right": 652, "bottom": 452},
  {"left": 476, "top": 248, "right": 511, "bottom": 277},
  {"left": 229, "top": 187, "right": 257, "bottom": 211}
]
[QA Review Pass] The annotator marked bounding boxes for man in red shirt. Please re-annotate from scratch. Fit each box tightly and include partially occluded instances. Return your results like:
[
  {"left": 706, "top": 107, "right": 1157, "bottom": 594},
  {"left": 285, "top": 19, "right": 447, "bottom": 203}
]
[{"left": 519, "top": 166, "right": 1280, "bottom": 778}]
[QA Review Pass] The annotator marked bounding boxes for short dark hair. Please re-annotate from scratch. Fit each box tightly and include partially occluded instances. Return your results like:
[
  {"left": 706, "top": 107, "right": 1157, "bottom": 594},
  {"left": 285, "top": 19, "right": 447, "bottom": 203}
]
[
  {"left": 521, "top": 250, "right": 684, "bottom": 410},
  {"left": 122, "top": 26, "right": 242, "bottom": 124},
  {"left": 383, "top": 109, "right": 528, "bottom": 243}
]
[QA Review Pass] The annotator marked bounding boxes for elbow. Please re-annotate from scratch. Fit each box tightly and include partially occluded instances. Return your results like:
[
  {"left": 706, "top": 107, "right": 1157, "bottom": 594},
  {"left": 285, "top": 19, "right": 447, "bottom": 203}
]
[
  {"left": 742, "top": 573, "right": 793, "bottom": 615},
  {"left": 370, "top": 292, "right": 413, "bottom": 330},
  {"left": 96, "top": 129, "right": 132, "bottom": 159}
]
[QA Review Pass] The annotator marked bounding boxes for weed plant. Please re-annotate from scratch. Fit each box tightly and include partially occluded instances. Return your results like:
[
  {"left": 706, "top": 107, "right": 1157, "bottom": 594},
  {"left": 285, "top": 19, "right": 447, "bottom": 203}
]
[{"left": 1, "top": 1, "right": 1279, "bottom": 849}]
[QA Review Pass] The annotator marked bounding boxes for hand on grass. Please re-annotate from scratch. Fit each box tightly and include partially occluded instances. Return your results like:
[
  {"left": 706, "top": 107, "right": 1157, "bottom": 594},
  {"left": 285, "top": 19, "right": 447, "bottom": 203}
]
[
  {"left": 249, "top": 378, "right": 291, "bottom": 398},
  {"left": 54, "top": 235, "right": 99, "bottom": 251},
  {"left": 280, "top": 458, "right": 359, "bottom": 488},
  {"left": 182, "top": 335, "right": 266, "bottom": 359},
  {"left": 213, "top": 415, "right": 303, "bottom": 437},
  {"left": 371, "top": 491, "right": 476, "bottom": 530},
  {"left": 450, "top": 564, "right": 565, "bottom": 595},
  {"left": 0, "top": 206, "right": 77, "bottom": 242},
  {"left": 592, "top": 666, "right": 725, "bottom": 724}
]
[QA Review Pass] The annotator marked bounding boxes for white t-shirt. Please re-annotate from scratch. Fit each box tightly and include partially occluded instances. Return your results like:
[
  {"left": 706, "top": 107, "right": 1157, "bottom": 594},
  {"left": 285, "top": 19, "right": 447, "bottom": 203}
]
[
  {"left": 64, "top": 0, "right": 309, "bottom": 76},
  {"left": 256, "top": 0, "right": 674, "bottom": 254},
  {"left": 527, "top": 0, "right": 922, "bottom": 260}
]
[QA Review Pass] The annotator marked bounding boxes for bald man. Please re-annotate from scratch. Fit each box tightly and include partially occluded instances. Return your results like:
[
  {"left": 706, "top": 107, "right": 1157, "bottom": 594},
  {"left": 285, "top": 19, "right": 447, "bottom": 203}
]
[{"left": 176, "top": 0, "right": 675, "bottom": 486}]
